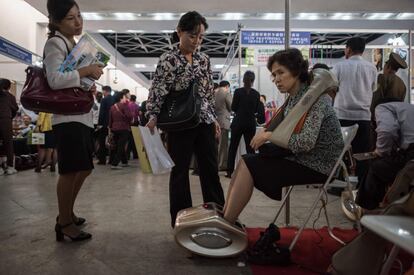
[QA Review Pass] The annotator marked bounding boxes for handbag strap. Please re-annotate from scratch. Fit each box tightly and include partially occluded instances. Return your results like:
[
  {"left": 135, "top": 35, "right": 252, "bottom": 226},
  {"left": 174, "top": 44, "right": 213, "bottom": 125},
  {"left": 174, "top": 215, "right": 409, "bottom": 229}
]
[{"left": 42, "top": 35, "right": 70, "bottom": 60}]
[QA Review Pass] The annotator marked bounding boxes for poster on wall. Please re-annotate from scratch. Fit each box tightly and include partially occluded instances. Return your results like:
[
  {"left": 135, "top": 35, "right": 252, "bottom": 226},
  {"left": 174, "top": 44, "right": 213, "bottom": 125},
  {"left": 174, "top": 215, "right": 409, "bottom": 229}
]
[{"left": 240, "top": 30, "right": 311, "bottom": 46}]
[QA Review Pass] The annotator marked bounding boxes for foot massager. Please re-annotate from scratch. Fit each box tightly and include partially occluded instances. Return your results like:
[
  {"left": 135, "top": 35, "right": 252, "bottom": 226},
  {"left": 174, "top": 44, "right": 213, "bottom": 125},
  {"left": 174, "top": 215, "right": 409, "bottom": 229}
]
[{"left": 173, "top": 203, "right": 248, "bottom": 257}]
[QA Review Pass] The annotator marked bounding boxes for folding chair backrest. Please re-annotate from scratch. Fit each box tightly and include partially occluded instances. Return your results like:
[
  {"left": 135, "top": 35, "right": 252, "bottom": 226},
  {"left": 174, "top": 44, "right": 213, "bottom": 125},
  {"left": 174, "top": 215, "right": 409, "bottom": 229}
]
[
  {"left": 325, "top": 124, "right": 359, "bottom": 184},
  {"left": 341, "top": 125, "right": 359, "bottom": 152}
]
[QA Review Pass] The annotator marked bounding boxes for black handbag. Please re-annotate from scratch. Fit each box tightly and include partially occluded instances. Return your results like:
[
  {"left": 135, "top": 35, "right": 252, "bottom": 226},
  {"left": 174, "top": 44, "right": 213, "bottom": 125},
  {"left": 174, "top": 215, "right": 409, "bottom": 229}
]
[{"left": 157, "top": 82, "right": 201, "bottom": 131}]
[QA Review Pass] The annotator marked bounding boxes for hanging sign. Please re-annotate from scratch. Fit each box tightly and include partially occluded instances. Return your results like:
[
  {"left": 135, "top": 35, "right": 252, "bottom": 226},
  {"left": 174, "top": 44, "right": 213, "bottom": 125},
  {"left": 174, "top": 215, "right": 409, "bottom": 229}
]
[
  {"left": 240, "top": 30, "right": 311, "bottom": 46},
  {"left": 0, "top": 36, "right": 33, "bottom": 65}
]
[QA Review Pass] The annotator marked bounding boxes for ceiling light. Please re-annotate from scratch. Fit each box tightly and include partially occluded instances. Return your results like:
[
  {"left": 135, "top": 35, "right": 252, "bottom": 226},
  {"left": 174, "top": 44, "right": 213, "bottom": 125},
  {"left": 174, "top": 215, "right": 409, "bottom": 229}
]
[
  {"left": 113, "top": 13, "right": 138, "bottom": 20},
  {"left": 127, "top": 30, "right": 144, "bottom": 33},
  {"left": 153, "top": 13, "right": 175, "bottom": 20},
  {"left": 330, "top": 13, "right": 353, "bottom": 20},
  {"left": 296, "top": 13, "right": 320, "bottom": 20},
  {"left": 261, "top": 13, "right": 284, "bottom": 20},
  {"left": 161, "top": 30, "right": 175, "bottom": 33},
  {"left": 81, "top": 12, "right": 103, "bottom": 20},
  {"left": 222, "top": 13, "right": 244, "bottom": 20},
  {"left": 134, "top": 64, "right": 146, "bottom": 68},
  {"left": 214, "top": 64, "right": 224, "bottom": 69},
  {"left": 97, "top": 29, "right": 115, "bottom": 33},
  {"left": 221, "top": 30, "right": 237, "bottom": 33},
  {"left": 366, "top": 13, "right": 394, "bottom": 20},
  {"left": 396, "top": 13, "right": 414, "bottom": 19}
]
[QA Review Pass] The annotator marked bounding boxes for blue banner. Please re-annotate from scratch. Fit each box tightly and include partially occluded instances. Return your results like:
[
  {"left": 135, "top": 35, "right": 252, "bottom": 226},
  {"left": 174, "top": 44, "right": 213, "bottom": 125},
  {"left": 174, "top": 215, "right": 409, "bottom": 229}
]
[
  {"left": 240, "top": 30, "right": 311, "bottom": 46},
  {"left": 0, "top": 36, "right": 33, "bottom": 65}
]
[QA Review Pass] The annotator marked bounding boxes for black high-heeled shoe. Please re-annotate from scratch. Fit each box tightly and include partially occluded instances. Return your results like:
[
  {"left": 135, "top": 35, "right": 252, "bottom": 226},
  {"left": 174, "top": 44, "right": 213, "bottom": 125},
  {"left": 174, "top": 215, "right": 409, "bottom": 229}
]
[
  {"left": 55, "top": 223, "right": 92, "bottom": 242},
  {"left": 56, "top": 215, "right": 86, "bottom": 226}
]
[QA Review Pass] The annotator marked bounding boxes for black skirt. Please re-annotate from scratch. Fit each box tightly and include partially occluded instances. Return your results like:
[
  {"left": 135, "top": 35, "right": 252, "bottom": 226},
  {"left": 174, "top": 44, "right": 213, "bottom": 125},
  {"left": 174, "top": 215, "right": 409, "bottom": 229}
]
[
  {"left": 54, "top": 122, "right": 94, "bottom": 175},
  {"left": 41, "top": 130, "right": 56, "bottom": 149},
  {"left": 243, "top": 153, "right": 327, "bottom": 200}
]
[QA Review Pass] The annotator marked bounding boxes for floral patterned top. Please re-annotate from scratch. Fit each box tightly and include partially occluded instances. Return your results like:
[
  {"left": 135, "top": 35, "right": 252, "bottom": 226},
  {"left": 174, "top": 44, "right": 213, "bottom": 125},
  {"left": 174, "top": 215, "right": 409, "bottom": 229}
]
[
  {"left": 146, "top": 46, "right": 216, "bottom": 124},
  {"left": 284, "top": 86, "right": 344, "bottom": 175}
]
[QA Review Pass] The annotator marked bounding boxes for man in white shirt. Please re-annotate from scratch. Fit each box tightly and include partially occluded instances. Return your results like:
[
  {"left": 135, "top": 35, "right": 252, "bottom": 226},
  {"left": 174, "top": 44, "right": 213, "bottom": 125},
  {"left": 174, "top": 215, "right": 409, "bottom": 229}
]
[{"left": 332, "top": 37, "right": 377, "bottom": 183}]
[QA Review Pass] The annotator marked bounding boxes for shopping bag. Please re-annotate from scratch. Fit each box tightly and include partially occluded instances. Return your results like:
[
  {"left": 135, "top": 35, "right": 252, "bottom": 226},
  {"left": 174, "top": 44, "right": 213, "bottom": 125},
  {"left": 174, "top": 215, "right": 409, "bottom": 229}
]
[
  {"left": 131, "top": 126, "right": 152, "bottom": 173},
  {"left": 138, "top": 126, "right": 175, "bottom": 175},
  {"left": 27, "top": 132, "right": 45, "bottom": 145}
]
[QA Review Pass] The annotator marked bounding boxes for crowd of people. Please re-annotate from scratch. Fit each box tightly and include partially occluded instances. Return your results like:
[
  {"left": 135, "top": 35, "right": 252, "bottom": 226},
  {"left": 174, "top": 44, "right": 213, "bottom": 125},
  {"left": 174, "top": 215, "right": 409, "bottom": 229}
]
[{"left": 0, "top": 0, "right": 412, "bottom": 246}]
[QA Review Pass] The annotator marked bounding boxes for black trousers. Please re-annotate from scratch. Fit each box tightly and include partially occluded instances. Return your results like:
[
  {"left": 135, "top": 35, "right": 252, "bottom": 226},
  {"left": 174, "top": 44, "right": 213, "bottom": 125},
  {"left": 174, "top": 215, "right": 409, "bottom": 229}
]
[
  {"left": 167, "top": 123, "right": 225, "bottom": 227},
  {"left": 356, "top": 145, "right": 414, "bottom": 210},
  {"left": 227, "top": 125, "right": 256, "bottom": 175},
  {"left": 110, "top": 130, "right": 129, "bottom": 166},
  {"left": 339, "top": 120, "right": 371, "bottom": 184},
  {"left": 0, "top": 119, "right": 14, "bottom": 167},
  {"left": 127, "top": 131, "right": 138, "bottom": 159},
  {"left": 97, "top": 127, "right": 109, "bottom": 163}
]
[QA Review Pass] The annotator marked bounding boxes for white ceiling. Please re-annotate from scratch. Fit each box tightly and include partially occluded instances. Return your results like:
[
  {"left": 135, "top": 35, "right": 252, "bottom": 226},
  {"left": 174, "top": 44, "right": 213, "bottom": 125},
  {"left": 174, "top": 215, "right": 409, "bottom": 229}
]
[
  {"left": 23, "top": 0, "right": 414, "bottom": 88},
  {"left": 23, "top": 0, "right": 414, "bottom": 14}
]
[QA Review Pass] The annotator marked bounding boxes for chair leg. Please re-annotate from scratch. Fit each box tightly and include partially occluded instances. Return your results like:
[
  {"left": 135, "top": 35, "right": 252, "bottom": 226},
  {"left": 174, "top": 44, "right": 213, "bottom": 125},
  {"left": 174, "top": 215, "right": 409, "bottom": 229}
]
[
  {"left": 285, "top": 188, "right": 291, "bottom": 227},
  {"left": 272, "top": 186, "right": 294, "bottom": 224},
  {"left": 289, "top": 186, "right": 327, "bottom": 251},
  {"left": 341, "top": 161, "right": 362, "bottom": 232},
  {"left": 321, "top": 193, "right": 346, "bottom": 246}
]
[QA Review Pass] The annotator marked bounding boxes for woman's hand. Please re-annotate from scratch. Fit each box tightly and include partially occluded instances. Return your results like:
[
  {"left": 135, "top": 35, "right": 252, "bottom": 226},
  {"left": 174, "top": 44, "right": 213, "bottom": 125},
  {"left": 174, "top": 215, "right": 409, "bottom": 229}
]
[
  {"left": 78, "top": 64, "right": 103, "bottom": 80},
  {"left": 214, "top": 120, "right": 221, "bottom": 139},
  {"left": 146, "top": 117, "right": 157, "bottom": 135},
  {"left": 250, "top": 131, "right": 272, "bottom": 151}
]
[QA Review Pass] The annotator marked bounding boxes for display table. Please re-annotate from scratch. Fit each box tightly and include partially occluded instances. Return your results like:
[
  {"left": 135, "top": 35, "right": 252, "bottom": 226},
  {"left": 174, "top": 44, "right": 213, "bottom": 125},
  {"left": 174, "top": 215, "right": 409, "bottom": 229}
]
[{"left": 361, "top": 215, "right": 414, "bottom": 275}]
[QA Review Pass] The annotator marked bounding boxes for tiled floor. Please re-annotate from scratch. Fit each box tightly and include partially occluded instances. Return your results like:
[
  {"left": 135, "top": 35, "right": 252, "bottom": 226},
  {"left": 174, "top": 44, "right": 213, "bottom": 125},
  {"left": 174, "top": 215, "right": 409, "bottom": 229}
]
[{"left": 0, "top": 160, "right": 352, "bottom": 274}]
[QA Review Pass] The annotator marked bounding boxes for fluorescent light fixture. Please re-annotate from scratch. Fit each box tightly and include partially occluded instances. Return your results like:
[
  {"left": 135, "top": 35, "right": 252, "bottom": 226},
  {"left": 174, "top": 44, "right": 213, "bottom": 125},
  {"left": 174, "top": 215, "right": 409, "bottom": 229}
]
[
  {"left": 97, "top": 29, "right": 115, "bottom": 33},
  {"left": 262, "top": 13, "right": 283, "bottom": 20},
  {"left": 134, "top": 64, "right": 146, "bottom": 68},
  {"left": 81, "top": 12, "right": 103, "bottom": 20},
  {"left": 113, "top": 13, "right": 138, "bottom": 20},
  {"left": 161, "top": 30, "right": 175, "bottom": 33},
  {"left": 153, "top": 13, "right": 175, "bottom": 20},
  {"left": 330, "top": 13, "right": 353, "bottom": 20},
  {"left": 127, "top": 30, "right": 144, "bottom": 33},
  {"left": 296, "top": 13, "right": 320, "bottom": 20},
  {"left": 366, "top": 13, "right": 394, "bottom": 20},
  {"left": 221, "top": 30, "right": 236, "bottom": 33},
  {"left": 214, "top": 64, "right": 225, "bottom": 69},
  {"left": 396, "top": 13, "right": 414, "bottom": 19},
  {"left": 222, "top": 13, "right": 244, "bottom": 20},
  {"left": 241, "top": 64, "right": 248, "bottom": 68}
]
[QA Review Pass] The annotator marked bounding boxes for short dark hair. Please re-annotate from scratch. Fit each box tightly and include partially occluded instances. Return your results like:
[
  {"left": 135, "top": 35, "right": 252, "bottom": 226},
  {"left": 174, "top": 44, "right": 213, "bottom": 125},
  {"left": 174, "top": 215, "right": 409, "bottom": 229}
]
[
  {"left": 346, "top": 37, "right": 366, "bottom": 54},
  {"left": 213, "top": 82, "right": 219, "bottom": 90},
  {"left": 173, "top": 11, "right": 208, "bottom": 43},
  {"left": 121, "top": 89, "right": 130, "bottom": 94},
  {"left": 102, "top": 86, "right": 112, "bottom": 93},
  {"left": 47, "top": 0, "right": 79, "bottom": 38},
  {"left": 177, "top": 11, "right": 208, "bottom": 33},
  {"left": 0, "top": 78, "right": 11, "bottom": 91},
  {"left": 130, "top": 94, "right": 137, "bottom": 102},
  {"left": 312, "top": 63, "right": 330, "bottom": 70},
  {"left": 267, "top": 48, "right": 309, "bottom": 83},
  {"left": 243, "top": 71, "right": 255, "bottom": 84},
  {"left": 113, "top": 91, "right": 125, "bottom": 103},
  {"left": 219, "top": 80, "right": 230, "bottom": 88},
  {"left": 260, "top": 94, "right": 267, "bottom": 101}
]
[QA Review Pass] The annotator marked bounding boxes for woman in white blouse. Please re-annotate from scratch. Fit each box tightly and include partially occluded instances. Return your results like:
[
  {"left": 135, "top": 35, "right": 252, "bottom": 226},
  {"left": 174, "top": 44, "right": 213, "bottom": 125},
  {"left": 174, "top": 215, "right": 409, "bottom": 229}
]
[{"left": 44, "top": 0, "right": 103, "bottom": 242}]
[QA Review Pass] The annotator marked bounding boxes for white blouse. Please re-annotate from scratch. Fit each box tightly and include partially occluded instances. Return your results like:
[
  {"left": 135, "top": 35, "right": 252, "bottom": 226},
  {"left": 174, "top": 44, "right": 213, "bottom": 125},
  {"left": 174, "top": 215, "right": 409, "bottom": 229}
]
[{"left": 43, "top": 31, "right": 93, "bottom": 128}]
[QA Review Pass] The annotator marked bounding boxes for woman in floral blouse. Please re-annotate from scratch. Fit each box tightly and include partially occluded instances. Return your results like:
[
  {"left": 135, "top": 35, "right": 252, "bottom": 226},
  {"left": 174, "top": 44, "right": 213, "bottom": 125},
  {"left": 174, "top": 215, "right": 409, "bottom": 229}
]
[
  {"left": 223, "top": 48, "right": 344, "bottom": 224},
  {"left": 146, "top": 11, "right": 224, "bottom": 227}
]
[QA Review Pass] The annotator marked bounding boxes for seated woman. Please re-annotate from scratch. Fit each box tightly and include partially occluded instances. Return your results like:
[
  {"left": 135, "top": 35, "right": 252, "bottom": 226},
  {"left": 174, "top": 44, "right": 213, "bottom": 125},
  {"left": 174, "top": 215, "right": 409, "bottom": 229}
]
[{"left": 223, "top": 48, "right": 344, "bottom": 223}]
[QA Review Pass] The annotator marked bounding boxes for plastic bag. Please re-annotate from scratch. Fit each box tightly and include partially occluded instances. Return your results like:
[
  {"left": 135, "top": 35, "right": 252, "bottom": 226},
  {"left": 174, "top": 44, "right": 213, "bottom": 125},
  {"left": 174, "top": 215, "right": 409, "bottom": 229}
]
[{"left": 138, "top": 126, "right": 175, "bottom": 175}]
